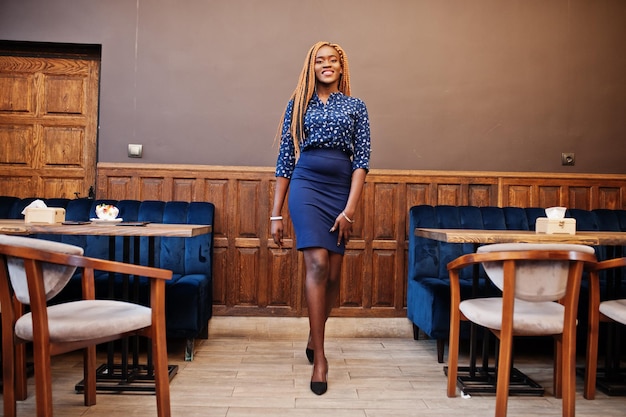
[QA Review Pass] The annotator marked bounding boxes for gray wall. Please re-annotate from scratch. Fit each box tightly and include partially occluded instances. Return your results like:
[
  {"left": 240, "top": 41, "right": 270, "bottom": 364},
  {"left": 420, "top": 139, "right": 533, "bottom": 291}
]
[{"left": 1, "top": 0, "right": 625, "bottom": 173}]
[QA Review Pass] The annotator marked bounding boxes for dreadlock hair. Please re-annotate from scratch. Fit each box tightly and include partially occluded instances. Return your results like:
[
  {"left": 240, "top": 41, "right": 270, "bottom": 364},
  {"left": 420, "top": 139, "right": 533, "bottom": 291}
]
[{"left": 276, "top": 41, "right": 352, "bottom": 160}]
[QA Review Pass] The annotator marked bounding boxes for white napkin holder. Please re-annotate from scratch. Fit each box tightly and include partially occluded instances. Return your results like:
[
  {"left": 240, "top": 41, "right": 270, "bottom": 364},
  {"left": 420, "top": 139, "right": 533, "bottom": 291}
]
[
  {"left": 536, "top": 218, "right": 576, "bottom": 235},
  {"left": 24, "top": 207, "right": 66, "bottom": 224},
  {"left": 535, "top": 207, "right": 575, "bottom": 235}
]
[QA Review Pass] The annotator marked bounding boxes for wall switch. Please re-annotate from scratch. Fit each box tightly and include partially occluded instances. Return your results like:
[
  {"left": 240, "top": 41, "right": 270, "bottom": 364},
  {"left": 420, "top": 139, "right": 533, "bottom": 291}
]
[
  {"left": 128, "top": 144, "right": 143, "bottom": 158},
  {"left": 561, "top": 152, "right": 575, "bottom": 166}
]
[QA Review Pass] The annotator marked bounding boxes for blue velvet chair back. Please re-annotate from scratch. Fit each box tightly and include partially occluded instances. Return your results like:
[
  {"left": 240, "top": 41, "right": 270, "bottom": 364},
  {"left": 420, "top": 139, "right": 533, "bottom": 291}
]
[
  {"left": 8, "top": 197, "right": 38, "bottom": 219},
  {"left": 0, "top": 196, "right": 20, "bottom": 218},
  {"left": 502, "top": 207, "right": 530, "bottom": 230},
  {"left": 159, "top": 201, "right": 214, "bottom": 276}
]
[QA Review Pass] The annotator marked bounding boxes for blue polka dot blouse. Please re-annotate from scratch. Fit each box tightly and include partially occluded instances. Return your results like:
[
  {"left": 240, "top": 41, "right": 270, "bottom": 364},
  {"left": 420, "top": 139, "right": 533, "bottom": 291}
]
[{"left": 275, "top": 92, "right": 371, "bottom": 178}]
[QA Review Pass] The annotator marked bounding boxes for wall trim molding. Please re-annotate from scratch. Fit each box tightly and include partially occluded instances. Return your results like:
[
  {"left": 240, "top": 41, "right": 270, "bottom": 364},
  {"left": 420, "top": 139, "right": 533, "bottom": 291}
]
[{"left": 97, "top": 162, "right": 626, "bottom": 317}]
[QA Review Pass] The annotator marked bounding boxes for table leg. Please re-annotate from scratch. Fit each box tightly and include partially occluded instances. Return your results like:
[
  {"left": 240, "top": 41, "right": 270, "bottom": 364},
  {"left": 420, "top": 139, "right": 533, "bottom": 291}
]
[
  {"left": 448, "top": 243, "right": 544, "bottom": 396},
  {"left": 75, "top": 235, "right": 178, "bottom": 393},
  {"left": 591, "top": 245, "right": 626, "bottom": 396}
]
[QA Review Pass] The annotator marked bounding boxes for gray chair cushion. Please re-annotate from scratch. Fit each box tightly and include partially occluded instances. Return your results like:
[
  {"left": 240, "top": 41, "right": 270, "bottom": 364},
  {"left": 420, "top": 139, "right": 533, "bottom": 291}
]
[
  {"left": 600, "top": 299, "right": 626, "bottom": 325},
  {"left": 0, "top": 234, "right": 84, "bottom": 303},
  {"left": 15, "top": 299, "right": 151, "bottom": 342},
  {"left": 460, "top": 298, "right": 566, "bottom": 335},
  {"left": 477, "top": 243, "right": 595, "bottom": 302},
  {"left": 462, "top": 243, "right": 595, "bottom": 335}
]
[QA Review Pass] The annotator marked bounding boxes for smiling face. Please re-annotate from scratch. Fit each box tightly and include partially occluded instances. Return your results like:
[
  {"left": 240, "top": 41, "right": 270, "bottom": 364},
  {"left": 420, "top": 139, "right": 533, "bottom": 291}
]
[{"left": 314, "top": 45, "right": 342, "bottom": 88}]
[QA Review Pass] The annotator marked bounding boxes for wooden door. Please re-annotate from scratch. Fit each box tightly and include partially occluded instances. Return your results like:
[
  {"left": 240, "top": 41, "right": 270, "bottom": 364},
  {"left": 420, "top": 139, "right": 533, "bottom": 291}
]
[{"left": 0, "top": 45, "right": 100, "bottom": 199}]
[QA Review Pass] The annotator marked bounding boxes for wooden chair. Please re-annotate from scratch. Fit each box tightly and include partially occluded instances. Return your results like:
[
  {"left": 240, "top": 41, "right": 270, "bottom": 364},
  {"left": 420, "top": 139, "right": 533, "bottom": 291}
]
[
  {"left": 0, "top": 234, "right": 172, "bottom": 417},
  {"left": 584, "top": 256, "right": 626, "bottom": 400},
  {"left": 446, "top": 243, "right": 597, "bottom": 417}
]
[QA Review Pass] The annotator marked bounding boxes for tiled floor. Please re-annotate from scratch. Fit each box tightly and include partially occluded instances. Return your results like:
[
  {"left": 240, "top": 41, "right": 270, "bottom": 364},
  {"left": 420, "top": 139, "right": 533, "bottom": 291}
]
[{"left": 6, "top": 317, "right": 626, "bottom": 416}]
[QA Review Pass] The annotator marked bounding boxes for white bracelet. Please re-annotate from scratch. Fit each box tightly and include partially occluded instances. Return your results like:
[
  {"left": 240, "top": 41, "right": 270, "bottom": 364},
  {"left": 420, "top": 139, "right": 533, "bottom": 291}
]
[
  {"left": 270, "top": 216, "right": 283, "bottom": 221},
  {"left": 341, "top": 211, "right": 354, "bottom": 223}
]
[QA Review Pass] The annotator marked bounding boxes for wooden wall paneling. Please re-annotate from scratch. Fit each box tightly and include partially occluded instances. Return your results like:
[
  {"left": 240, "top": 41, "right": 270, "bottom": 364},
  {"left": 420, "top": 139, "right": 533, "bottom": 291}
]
[
  {"left": 368, "top": 178, "right": 405, "bottom": 314},
  {"left": 361, "top": 179, "right": 375, "bottom": 312},
  {"left": 204, "top": 178, "right": 229, "bottom": 309},
  {"left": 139, "top": 176, "right": 166, "bottom": 201},
  {"left": 436, "top": 184, "right": 461, "bottom": 206},
  {"left": 339, "top": 249, "right": 365, "bottom": 309},
  {"left": 371, "top": 246, "right": 396, "bottom": 309},
  {"left": 402, "top": 245, "right": 409, "bottom": 309},
  {"left": 395, "top": 181, "right": 408, "bottom": 312},
  {"left": 294, "top": 251, "right": 305, "bottom": 315},
  {"left": 567, "top": 186, "right": 592, "bottom": 209},
  {"left": 222, "top": 175, "right": 238, "bottom": 311},
  {"left": 94, "top": 163, "right": 626, "bottom": 318},
  {"left": 172, "top": 177, "right": 195, "bottom": 201},
  {"left": 372, "top": 182, "right": 396, "bottom": 239},
  {"left": 101, "top": 176, "right": 132, "bottom": 200},
  {"left": 598, "top": 187, "right": 622, "bottom": 209},
  {"left": 537, "top": 185, "right": 562, "bottom": 208},
  {"left": 467, "top": 183, "right": 497, "bottom": 207},
  {"left": 267, "top": 177, "right": 295, "bottom": 243},
  {"left": 235, "top": 244, "right": 260, "bottom": 306},
  {"left": 405, "top": 182, "right": 430, "bottom": 207},
  {"left": 203, "top": 179, "right": 228, "bottom": 237},
  {"left": 212, "top": 245, "right": 228, "bottom": 308},
  {"left": 405, "top": 182, "right": 430, "bottom": 237},
  {"left": 503, "top": 184, "right": 533, "bottom": 207},
  {"left": 266, "top": 176, "right": 301, "bottom": 315},
  {"left": 267, "top": 247, "right": 294, "bottom": 308},
  {"left": 236, "top": 180, "right": 261, "bottom": 236},
  {"left": 231, "top": 178, "right": 260, "bottom": 309}
]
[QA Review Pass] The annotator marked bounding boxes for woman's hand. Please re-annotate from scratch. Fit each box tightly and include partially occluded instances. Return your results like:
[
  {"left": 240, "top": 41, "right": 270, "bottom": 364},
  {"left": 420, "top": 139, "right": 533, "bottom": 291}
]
[
  {"left": 271, "top": 219, "right": 284, "bottom": 248},
  {"left": 330, "top": 169, "right": 365, "bottom": 247},
  {"left": 330, "top": 212, "right": 353, "bottom": 246}
]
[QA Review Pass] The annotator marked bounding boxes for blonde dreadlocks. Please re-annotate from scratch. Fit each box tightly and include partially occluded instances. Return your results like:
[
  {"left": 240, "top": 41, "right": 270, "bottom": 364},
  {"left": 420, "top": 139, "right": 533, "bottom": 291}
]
[{"left": 276, "top": 41, "right": 352, "bottom": 160}]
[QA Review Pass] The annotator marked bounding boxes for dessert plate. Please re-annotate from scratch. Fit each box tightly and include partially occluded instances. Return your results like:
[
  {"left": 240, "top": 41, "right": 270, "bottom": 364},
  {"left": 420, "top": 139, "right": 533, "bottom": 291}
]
[{"left": 90, "top": 218, "right": 123, "bottom": 225}]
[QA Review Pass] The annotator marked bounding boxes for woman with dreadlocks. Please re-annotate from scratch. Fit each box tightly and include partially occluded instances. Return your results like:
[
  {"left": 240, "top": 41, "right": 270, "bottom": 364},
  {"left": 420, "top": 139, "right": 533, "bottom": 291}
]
[{"left": 271, "top": 41, "right": 371, "bottom": 395}]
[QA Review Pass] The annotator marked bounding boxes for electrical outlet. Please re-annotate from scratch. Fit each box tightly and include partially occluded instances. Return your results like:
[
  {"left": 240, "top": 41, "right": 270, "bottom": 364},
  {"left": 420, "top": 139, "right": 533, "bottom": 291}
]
[
  {"left": 561, "top": 152, "right": 575, "bottom": 166},
  {"left": 128, "top": 144, "right": 143, "bottom": 158}
]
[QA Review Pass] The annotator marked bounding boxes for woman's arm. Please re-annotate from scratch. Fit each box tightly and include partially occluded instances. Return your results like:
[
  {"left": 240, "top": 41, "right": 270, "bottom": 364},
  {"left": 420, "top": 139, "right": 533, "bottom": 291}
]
[
  {"left": 330, "top": 168, "right": 367, "bottom": 246},
  {"left": 270, "top": 176, "right": 290, "bottom": 247}
]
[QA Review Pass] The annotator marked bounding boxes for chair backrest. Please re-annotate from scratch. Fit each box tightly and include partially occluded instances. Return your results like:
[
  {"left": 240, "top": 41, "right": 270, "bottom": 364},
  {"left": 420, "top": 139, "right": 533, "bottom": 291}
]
[
  {"left": 477, "top": 243, "right": 596, "bottom": 302},
  {"left": 0, "top": 234, "right": 84, "bottom": 303}
]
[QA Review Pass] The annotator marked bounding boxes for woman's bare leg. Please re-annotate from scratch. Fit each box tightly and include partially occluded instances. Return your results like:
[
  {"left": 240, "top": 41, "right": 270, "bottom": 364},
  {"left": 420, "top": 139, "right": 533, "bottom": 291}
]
[
  {"left": 326, "top": 251, "right": 343, "bottom": 315},
  {"left": 304, "top": 248, "right": 344, "bottom": 392},
  {"left": 306, "top": 251, "right": 342, "bottom": 350}
]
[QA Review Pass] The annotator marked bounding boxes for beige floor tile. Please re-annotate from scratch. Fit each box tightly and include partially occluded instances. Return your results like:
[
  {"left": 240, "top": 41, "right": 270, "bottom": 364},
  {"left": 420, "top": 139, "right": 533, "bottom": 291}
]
[{"left": 4, "top": 317, "right": 625, "bottom": 417}]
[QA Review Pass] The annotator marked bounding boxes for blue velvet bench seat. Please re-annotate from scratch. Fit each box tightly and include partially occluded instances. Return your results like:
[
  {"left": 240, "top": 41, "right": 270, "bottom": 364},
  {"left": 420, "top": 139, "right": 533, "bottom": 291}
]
[
  {"left": 407, "top": 204, "right": 626, "bottom": 363},
  {"left": 0, "top": 197, "right": 214, "bottom": 361}
]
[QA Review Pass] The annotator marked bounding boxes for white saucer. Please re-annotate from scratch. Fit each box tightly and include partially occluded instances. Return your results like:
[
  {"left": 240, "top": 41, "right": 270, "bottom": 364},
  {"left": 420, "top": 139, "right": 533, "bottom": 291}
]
[{"left": 90, "top": 218, "right": 123, "bottom": 224}]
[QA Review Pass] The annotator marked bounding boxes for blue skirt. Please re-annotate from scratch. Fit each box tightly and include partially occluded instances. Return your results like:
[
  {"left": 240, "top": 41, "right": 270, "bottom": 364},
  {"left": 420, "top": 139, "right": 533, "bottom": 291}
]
[{"left": 288, "top": 148, "right": 352, "bottom": 254}]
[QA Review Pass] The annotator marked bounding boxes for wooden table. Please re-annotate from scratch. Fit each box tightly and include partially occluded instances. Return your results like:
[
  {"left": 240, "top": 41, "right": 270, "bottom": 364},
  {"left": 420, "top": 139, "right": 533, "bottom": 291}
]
[
  {"left": 415, "top": 227, "right": 626, "bottom": 396},
  {"left": 0, "top": 219, "right": 212, "bottom": 392},
  {"left": 414, "top": 228, "right": 626, "bottom": 246},
  {"left": 0, "top": 219, "right": 211, "bottom": 237}
]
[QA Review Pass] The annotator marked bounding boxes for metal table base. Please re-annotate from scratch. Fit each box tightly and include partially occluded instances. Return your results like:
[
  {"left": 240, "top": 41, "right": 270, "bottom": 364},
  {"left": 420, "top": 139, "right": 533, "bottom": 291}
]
[
  {"left": 75, "top": 363, "right": 178, "bottom": 393},
  {"left": 444, "top": 365, "right": 544, "bottom": 396}
]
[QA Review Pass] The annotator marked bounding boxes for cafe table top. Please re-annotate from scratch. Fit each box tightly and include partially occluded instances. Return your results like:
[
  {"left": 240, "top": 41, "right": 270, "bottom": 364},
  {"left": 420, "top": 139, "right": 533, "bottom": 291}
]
[
  {"left": 0, "top": 219, "right": 211, "bottom": 237},
  {"left": 414, "top": 228, "right": 626, "bottom": 246}
]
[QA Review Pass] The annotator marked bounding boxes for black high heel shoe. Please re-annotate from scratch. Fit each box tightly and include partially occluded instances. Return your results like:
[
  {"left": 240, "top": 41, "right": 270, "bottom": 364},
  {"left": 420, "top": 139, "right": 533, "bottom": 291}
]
[
  {"left": 310, "top": 360, "right": 328, "bottom": 395},
  {"left": 310, "top": 379, "right": 327, "bottom": 395}
]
